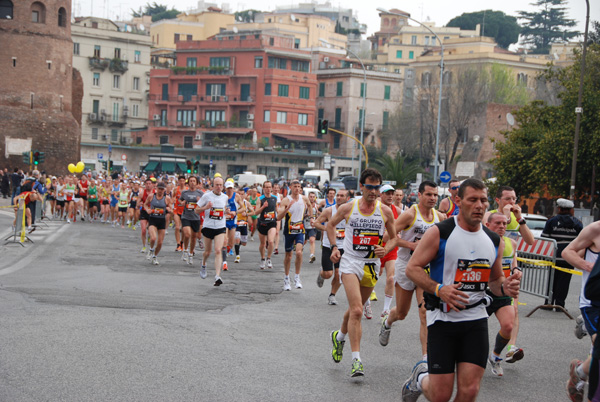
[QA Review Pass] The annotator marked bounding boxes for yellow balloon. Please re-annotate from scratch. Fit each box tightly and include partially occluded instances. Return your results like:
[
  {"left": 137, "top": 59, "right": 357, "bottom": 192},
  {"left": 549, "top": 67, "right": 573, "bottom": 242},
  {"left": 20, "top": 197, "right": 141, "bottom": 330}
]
[
  {"left": 214, "top": 173, "right": 222, "bottom": 178},
  {"left": 68, "top": 163, "right": 76, "bottom": 173},
  {"left": 76, "top": 161, "right": 85, "bottom": 173}
]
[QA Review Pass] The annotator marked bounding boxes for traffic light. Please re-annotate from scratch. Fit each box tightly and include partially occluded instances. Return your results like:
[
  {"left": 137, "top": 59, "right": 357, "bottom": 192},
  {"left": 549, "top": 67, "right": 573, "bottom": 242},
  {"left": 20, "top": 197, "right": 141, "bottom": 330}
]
[
  {"left": 22, "top": 151, "right": 31, "bottom": 164},
  {"left": 38, "top": 152, "right": 45, "bottom": 163},
  {"left": 33, "top": 151, "right": 40, "bottom": 165},
  {"left": 101, "top": 161, "right": 107, "bottom": 170},
  {"left": 186, "top": 160, "right": 192, "bottom": 173},
  {"left": 109, "top": 160, "right": 113, "bottom": 170},
  {"left": 194, "top": 160, "right": 199, "bottom": 174},
  {"left": 320, "top": 120, "right": 328, "bottom": 135}
]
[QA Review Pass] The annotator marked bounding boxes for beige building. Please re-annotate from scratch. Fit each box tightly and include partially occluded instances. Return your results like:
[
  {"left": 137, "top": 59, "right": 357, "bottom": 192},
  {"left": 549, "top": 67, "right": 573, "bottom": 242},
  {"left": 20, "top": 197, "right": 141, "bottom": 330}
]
[
  {"left": 72, "top": 17, "right": 152, "bottom": 171},
  {"left": 230, "top": 12, "right": 347, "bottom": 50}
]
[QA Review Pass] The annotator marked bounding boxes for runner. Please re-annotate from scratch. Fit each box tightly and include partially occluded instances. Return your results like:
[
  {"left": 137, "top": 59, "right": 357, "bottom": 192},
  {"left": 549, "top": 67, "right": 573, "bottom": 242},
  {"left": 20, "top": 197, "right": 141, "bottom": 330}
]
[
  {"left": 314, "top": 188, "right": 350, "bottom": 305},
  {"left": 400, "top": 178, "right": 520, "bottom": 402},
  {"left": 100, "top": 179, "right": 110, "bottom": 223},
  {"left": 180, "top": 176, "right": 204, "bottom": 265},
  {"left": 110, "top": 179, "right": 120, "bottom": 226},
  {"left": 87, "top": 179, "right": 99, "bottom": 221},
  {"left": 64, "top": 176, "right": 77, "bottom": 224},
  {"left": 438, "top": 179, "right": 460, "bottom": 217},
  {"left": 172, "top": 176, "right": 187, "bottom": 251},
  {"left": 393, "top": 188, "right": 408, "bottom": 212},
  {"left": 117, "top": 182, "right": 130, "bottom": 228},
  {"left": 142, "top": 181, "right": 173, "bottom": 265},
  {"left": 484, "top": 185, "right": 534, "bottom": 245},
  {"left": 138, "top": 178, "right": 154, "bottom": 253},
  {"left": 77, "top": 173, "right": 89, "bottom": 220},
  {"left": 128, "top": 180, "right": 141, "bottom": 229},
  {"left": 562, "top": 221, "right": 600, "bottom": 402},
  {"left": 484, "top": 212, "right": 523, "bottom": 377},
  {"left": 224, "top": 180, "right": 245, "bottom": 271},
  {"left": 377, "top": 184, "right": 401, "bottom": 318},
  {"left": 328, "top": 168, "right": 398, "bottom": 377},
  {"left": 379, "top": 181, "right": 445, "bottom": 359},
  {"left": 255, "top": 181, "right": 278, "bottom": 270},
  {"left": 272, "top": 183, "right": 283, "bottom": 255},
  {"left": 248, "top": 187, "right": 259, "bottom": 241},
  {"left": 305, "top": 191, "right": 319, "bottom": 264},
  {"left": 197, "top": 176, "right": 228, "bottom": 286},
  {"left": 277, "top": 180, "right": 311, "bottom": 290},
  {"left": 234, "top": 188, "right": 251, "bottom": 263},
  {"left": 55, "top": 177, "right": 66, "bottom": 220},
  {"left": 319, "top": 188, "right": 337, "bottom": 210}
]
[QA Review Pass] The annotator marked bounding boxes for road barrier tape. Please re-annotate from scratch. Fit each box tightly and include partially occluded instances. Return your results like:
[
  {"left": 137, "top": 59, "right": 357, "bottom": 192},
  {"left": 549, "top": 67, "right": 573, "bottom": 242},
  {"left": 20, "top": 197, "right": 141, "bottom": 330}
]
[
  {"left": 516, "top": 257, "right": 582, "bottom": 276},
  {"left": 0, "top": 205, "right": 17, "bottom": 208}
]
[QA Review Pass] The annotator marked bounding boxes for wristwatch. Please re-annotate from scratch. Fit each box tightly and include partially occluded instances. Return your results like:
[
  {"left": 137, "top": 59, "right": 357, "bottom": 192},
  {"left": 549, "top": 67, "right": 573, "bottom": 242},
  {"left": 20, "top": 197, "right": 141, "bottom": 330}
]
[{"left": 518, "top": 218, "right": 527, "bottom": 225}]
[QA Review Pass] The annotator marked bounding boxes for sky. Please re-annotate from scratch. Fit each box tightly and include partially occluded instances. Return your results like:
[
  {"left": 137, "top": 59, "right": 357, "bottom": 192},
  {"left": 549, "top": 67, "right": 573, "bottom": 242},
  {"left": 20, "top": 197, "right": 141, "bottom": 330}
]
[{"left": 73, "top": 0, "right": 598, "bottom": 40}]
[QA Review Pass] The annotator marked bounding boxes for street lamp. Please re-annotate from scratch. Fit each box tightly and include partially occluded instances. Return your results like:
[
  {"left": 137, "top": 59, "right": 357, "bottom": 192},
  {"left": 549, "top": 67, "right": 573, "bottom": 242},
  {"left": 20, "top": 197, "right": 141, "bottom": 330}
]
[
  {"left": 377, "top": 8, "right": 444, "bottom": 182},
  {"left": 320, "top": 38, "right": 367, "bottom": 189}
]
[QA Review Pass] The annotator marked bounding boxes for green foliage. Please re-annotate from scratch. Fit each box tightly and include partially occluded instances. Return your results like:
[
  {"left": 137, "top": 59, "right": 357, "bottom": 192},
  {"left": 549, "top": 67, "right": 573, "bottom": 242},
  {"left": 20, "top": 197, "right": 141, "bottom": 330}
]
[
  {"left": 447, "top": 10, "right": 521, "bottom": 49},
  {"left": 486, "top": 63, "right": 531, "bottom": 105},
  {"left": 518, "top": 0, "right": 579, "bottom": 54},
  {"left": 234, "top": 10, "right": 261, "bottom": 23},
  {"left": 130, "top": 2, "right": 180, "bottom": 21},
  {"left": 372, "top": 152, "right": 427, "bottom": 188},
  {"left": 588, "top": 21, "right": 600, "bottom": 46},
  {"left": 493, "top": 45, "right": 600, "bottom": 196}
]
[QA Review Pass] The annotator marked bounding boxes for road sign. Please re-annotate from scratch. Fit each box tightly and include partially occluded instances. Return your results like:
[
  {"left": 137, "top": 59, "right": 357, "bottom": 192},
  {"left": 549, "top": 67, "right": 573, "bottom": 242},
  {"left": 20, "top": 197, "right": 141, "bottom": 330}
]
[
  {"left": 121, "top": 154, "right": 127, "bottom": 161},
  {"left": 383, "top": 180, "right": 397, "bottom": 185},
  {"left": 97, "top": 153, "right": 103, "bottom": 160},
  {"left": 108, "top": 145, "right": 112, "bottom": 152},
  {"left": 440, "top": 171, "right": 451, "bottom": 183},
  {"left": 209, "top": 159, "right": 213, "bottom": 167}
]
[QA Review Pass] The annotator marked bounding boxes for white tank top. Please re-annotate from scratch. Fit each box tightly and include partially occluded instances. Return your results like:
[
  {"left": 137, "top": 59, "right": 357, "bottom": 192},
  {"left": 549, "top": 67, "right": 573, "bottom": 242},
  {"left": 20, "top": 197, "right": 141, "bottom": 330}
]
[
  {"left": 198, "top": 191, "right": 228, "bottom": 229},
  {"left": 580, "top": 248, "right": 599, "bottom": 308},
  {"left": 323, "top": 204, "right": 346, "bottom": 249},
  {"left": 284, "top": 195, "right": 305, "bottom": 234},
  {"left": 342, "top": 199, "right": 386, "bottom": 260},
  {"left": 398, "top": 204, "right": 440, "bottom": 262}
]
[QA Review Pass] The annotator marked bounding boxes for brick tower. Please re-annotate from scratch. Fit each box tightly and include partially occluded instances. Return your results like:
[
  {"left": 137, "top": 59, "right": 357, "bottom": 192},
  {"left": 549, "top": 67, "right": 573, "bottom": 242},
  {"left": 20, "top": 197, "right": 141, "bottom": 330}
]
[{"left": 0, "top": 0, "right": 82, "bottom": 174}]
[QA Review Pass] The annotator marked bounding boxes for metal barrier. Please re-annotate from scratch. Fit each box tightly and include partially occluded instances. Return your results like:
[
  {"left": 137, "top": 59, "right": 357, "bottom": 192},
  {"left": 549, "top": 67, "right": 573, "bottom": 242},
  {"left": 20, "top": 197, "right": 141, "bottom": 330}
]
[
  {"left": 516, "top": 236, "right": 573, "bottom": 318},
  {"left": 3, "top": 199, "right": 33, "bottom": 246},
  {"left": 33, "top": 195, "right": 49, "bottom": 229}
]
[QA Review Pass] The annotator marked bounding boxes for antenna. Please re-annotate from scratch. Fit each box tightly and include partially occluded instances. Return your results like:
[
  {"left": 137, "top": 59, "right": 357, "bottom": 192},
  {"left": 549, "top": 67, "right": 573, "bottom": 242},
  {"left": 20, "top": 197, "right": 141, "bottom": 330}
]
[
  {"left": 237, "top": 15, "right": 242, "bottom": 21},
  {"left": 139, "top": 24, "right": 145, "bottom": 31},
  {"left": 290, "top": 14, "right": 296, "bottom": 22},
  {"left": 233, "top": 26, "right": 238, "bottom": 33},
  {"left": 506, "top": 113, "right": 515, "bottom": 126},
  {"left": 554, "top": 52, "right": 559, "bottom": 60}
]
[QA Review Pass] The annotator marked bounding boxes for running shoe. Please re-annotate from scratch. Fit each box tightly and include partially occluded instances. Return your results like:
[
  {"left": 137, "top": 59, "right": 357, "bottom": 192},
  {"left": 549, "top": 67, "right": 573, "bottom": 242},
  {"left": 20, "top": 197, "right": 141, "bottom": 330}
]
[
  {"left": 214, "top": 276, "right": 223, "bottom": 286},
  {"left": 235, "top": 255, "right": 240, "bottom": 263},
  {"left": 364, "top": 303, "right": 373, "bottom": 319},
  {"left": 67, "top": 218, "right": 71, "bottom": 224},
  {"left": 283, "top": 277, "right": 291, "bottom": 291},
  {"left": 351, "top": 358, "right": 364, "bottom": 377},
  {"left": 567, "top": 359, "right": 585, "bottom": 402},
  {"left": 381, "top": 309, "right": 390, "bottom": 318},
  {"left": 223, "top": 261, "right": 228, "bottom": 271},
  {"left": 310, "top": 254, "right": 316, "bottom": 263},
  {"left": 132, "top": 226, "right": 137, "bottom": 231},
  {"left": 266, "top": 259, "right": 273, "bottom": 269},
  {"left": 505, "top": 346, "right": 524, "bottom": 363},
  {"left": 200, "top": 265, "right": 207, "bottom": 279},
  {"left": 575, "top": 315, "right": 588, "bottom": 339},
  {"left": 260, "top": 259, "right": 266, "bottom": 270},
  {"left": 146, "top": 249, "right": 154, "bottom": 260},
  {"left": 176, "top": 244, "right": 183, "bottom": 252},
  {"left": 370, "top": 291, "right": 377, "bottom": 301},
  {"left": 379, "top": 315, "right": 391, "bottom": 346},
  {"left": 274, "top": 248, "right": 279, "bottom": 255},
  {"left": 316, "top": 271, "right": 324, "bottom": 288},
  {"left": 197, "top": 240, "right": 204, "bottom": 250},
  {"left": 152, "top": 256, "right": 159, "bottom": 265},
  {"left": 295, "top": 277, "right": 303, "bottom": 289},
  {"left": 250, "top": 236, "right": 254, "bottom": 242},
  {"left": 328, "top": 295, "right": 338, "bottom": 305},
  {"left": 187, "top": 255, "right": 193, "bottom": 265},
  {"left": 140, "top": 247, "right": 146, "bottom": 253},
  {"left": 182, "top": 251, "right": 189, "bottom": 263},
  {"left": 488, "top": 354, "right": 503, "bottom": 376},
  {"left": 330, "top": 330, "right": 344, "bottom": 363},
  {"left": 402, "top": 360, "right": 427, "bottom": 402}
]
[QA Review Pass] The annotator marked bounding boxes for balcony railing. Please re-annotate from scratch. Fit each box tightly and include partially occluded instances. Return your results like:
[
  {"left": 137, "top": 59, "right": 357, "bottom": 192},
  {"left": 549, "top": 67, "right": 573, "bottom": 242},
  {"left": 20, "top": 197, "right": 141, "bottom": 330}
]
[{"left": 88, "top": 57, "right": 110, "bottom": 71}]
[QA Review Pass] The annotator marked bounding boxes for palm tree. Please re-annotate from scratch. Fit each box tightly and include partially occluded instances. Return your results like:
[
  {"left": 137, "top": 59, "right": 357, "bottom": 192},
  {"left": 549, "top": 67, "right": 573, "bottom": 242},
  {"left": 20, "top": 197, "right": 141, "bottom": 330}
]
[{"left": 374, "top": 152, "right": 427, "bottom": 188}]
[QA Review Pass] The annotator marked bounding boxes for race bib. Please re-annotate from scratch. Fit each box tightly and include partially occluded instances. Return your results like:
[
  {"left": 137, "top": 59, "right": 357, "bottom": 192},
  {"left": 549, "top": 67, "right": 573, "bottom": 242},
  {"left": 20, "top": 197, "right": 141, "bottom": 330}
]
[
  {"left": 186, "top": 202, "right": 197, "bottom": 210},
  {"left": 238, "top": 218, "right": 247, "bottom": 227},
  {"left": 289, "top": 221, "right": 304, "bottom": 234},
  {"left": 66, "top": 194, "right": 73, "bottom": 201},
  {"left": 151, "top": 208, "right": 165, "bottom": 216},
  {"left": 226, "top": 210, "right": 236, "bottom": 220},
  {"left": 454, "top": 259, "right": 491, "bottom": 292},
  {"left": 209, "top": 208, "right": 224, "bottom": 220},
  {"left": 352, "top": 229, "right": 381, "bottom": 252},
  {"left": 336, "top": 228, "right": 345, "bottom": 239},
  {"left": 263, "top": 211, "right": 276, "bottom": 222},
  {"left": 501, "top": 258, "right": 512, "bottom": 278},
  {"left": 89, "top": 194, "right": 97, "bottom": 200}
]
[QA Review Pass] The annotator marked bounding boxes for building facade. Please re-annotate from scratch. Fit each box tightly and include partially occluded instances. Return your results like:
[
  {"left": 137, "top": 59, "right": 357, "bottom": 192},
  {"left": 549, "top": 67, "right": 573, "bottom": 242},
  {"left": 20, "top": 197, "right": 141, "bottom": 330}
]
[{"left": 0, "top": 0, "right": 81, "bottom": 174}]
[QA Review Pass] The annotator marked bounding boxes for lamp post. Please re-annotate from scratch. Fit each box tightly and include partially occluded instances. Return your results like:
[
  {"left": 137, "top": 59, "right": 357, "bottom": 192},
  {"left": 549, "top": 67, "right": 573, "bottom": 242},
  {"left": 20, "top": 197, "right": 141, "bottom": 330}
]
[
  {"left": 377, "top": 8, "right": 444, "bottom": 181},
  {"left": 320, "top": 39, "right": 366, "bottom": 189}
]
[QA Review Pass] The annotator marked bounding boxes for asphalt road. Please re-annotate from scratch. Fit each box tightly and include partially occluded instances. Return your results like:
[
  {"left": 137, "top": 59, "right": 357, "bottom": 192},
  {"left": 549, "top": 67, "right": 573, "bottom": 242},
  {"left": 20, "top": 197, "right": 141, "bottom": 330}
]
[{"left": 0, "top": 202, "right": 591, "bottom": 401}]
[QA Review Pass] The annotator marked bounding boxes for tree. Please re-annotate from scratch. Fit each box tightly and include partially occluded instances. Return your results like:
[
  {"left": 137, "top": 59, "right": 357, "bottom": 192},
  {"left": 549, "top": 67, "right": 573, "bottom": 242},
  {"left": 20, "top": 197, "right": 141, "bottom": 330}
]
[
  {"left": 447, "top": 10, "right": 521, "bottom": 49},
  {"left": 372, "top": 152, "right": 427, "bottom": 188},
  {"left": 588, "top": 21, "right": 600, "bottom": 45},
  {"left": 234, "top": 10, "right": 261, "bottom": 23},
  {"left": 486, "top": 63, "right": 531, "bottom": 105},
  {"left": 130, "top": 2, "right": 180, "bottom": 22},
  {"left": 493, "top": 44, "right": 600, "bottom": 197},
  {"left": 518, "top": 0, "right": 579, "bottom": 54}
]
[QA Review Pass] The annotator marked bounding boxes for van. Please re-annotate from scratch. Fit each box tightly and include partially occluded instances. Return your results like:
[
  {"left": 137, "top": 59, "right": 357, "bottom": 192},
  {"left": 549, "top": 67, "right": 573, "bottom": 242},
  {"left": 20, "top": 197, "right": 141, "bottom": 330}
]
[
  {"left": 303, "top": 188, "right": 324, "bottom": 205},
  {"left": 234, "top": 172, "right": 268, "bottom": 188},
  {"left": 302, "top": 170, "right": 330, "bottom": 191}
]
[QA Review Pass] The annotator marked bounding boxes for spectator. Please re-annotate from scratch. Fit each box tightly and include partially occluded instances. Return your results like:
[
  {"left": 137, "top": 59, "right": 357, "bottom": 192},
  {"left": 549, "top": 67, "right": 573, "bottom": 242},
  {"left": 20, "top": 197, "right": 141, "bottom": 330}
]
[
  {"left": 1, "top": 168, "right": 10, "bottom": 198},
  {"left": 10, "top": 168, "right": 23, "bottom": 206},
  {"left": 541, "top": 198, "right": 584, "bottom": 310}
]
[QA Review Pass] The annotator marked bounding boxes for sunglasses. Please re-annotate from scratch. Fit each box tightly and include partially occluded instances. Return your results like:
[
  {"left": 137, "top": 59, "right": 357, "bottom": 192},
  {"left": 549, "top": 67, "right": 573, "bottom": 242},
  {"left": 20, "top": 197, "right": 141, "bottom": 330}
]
[
  {"left": 451, "top": 186, "right": 460, "bottom": 190},
  {"left": 363, "top": 184, "right": 381, "bottom": 191}
]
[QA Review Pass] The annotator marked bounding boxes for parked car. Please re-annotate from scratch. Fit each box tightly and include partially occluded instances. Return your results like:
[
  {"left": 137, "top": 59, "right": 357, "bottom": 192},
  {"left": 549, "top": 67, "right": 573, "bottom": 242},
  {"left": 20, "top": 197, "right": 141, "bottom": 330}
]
[
  {"left": 522, "top": 213, "right": 548, "bottom": 237},
  {"left": 340, "top": 176, "right": 358, "bottom": 190},
  {"left": 327, "top": 182, "right": 346, "bottom": 192}
]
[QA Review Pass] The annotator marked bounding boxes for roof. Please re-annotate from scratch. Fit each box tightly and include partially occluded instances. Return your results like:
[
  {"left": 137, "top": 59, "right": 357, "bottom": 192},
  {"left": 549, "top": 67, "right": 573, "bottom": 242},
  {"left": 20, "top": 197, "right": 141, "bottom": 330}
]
[{"left": 272, "top": 134, "right": 329, "bottom": 143}]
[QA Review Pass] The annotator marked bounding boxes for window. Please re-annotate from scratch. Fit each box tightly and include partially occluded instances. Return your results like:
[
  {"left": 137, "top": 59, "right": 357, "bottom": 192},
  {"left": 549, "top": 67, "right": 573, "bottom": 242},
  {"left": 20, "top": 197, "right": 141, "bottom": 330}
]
[
  {"left": 160, "top": 109, "right": 167, "bottom": 126},
  {"left": 254, "top": 56, "right": 263, "bottom": 68},
  {"left": 336, "top": 82, "right": 343, "bottom": 97},
  {"left": 134, "top": 50, "right": 141, "bottom": 63},
  {"left": 159, "top": 135, "right": 169, "bottom": 145},
  {"left": 299, "top": 87, "right": 310, "bottom": 99},
  {"left": 384, "top": 85, "right": 391, "bottom": 100},
  {"left": 133, "top": 77, "right": 140, "bottom": 90},
  {"left": 58, "top": 7, "right": 67, "bottom": 27},
  {"left": 94, "top": 45, "right": 101, "bottom": 58},
  {"left": 409, "top": 51, "right": 414, "bottom": 60},
  {"left": 73, "top": 42, "right": 80, "bottom": 55},
  {"left": 276, "top": 112, "right": 287, "bottom": 124},
  {"left": 265, "top": 83, "right": 271, "bottom": 96},
  {"left": 161, "top": 83, "right": 169, "bottom": 101},
  {"left": 0, "top": 0, "right": 14, "bottom": 20},
  {"left": 360, "top": 83, "right": 367, "bottom": 98},
  {"left": 177, "top": 110, "right": 196, "bottom": 126},
  {"left": 91, "top": 127, "right": 98, "bottom": 140},
  {"left": 269, "top": 37, "right": 274, "bottom": 46},
  {"left": 92, "top": 99, "right": 99, "bottom": 114},
  {"left": 294, "top": 38, "right": 300, "bottom": 49},
  {"left": 406, "top": 69, "right": 414, "bottom": 79},
  {"left": 517, "top": 73, "right": 528, "bottom": 87},
  {"left": 132, "top": 104, "right": 139, "bottom": 117},
  {"left": 396, "top": 50, "right": 402, "bottom": 59},
  {"left": 93, "top": 73, "right": 100, "bottom": 86},
  {"left": 112, "top": 75, "right": 120, "bottom": 89},
  {"left": 411, "top": 35, "right": 417, "bottom": 45},
  {"left": 184, "top": 136, "right": 193, "bottom": 149},
  {"left": 383, "top": 111, "right": 389, "bottom": 130},
  {"left": 333, "top": 133, "right": 340, "bottom": 149},
  {"left": 187, "top": 34, "right": 192, "bottom": 41},
  {"left": 319, "top": 83, "right": 325, "bottom": 97},
  {"left": 443, "top": 71, "right": 452, "bottom": 85},
  {"left": 358, "top": 109, "right": 365, "bottom": 128},
  {"left": 335, "top": 108, "right": 342, "bottom": 128},
  {"left": 209, "top": 57, "right": 230, "bottom": 74},
  {"left": 174, "top": 33, "right": 180, "bottom": 42},
  {"left": 278, "top": 84, "right": 289, "bottom": 97},
  {"left": 205, "top": 83, "right": 225, "bottom": 97},
  {"left": 114, "top": 48, "right": 121, "bottom": 59},
  {"left": 267, "top": 57, "right": 287, "bottom": 70},
  {"left": 298, "top": 113, "right": 308, "bottom": 125},
  {"left": 112, "top": 102, "right": 119, "bottom": 121},
  {"left": 318, "top": 108, "right": 324, "bottom": 119},
  {"left": 178, "top": 83, "right": 198, "bottom": 101},
  {"left": 422, "top": 72, "right": 431, "bottom": 86},
  {"left": 264, "top": 110, "right": 270, "bottom": 122},
  {"left": 291, "top": 60, "right": 309, "bottom": 72},
  {"left": 31, "top": 2, "right": 45, "bottom": 23},
  {"left": 111, "top": 129, "right": 118, "bottom": 142},
  {"left": 205, "top": 110, "right": 225, "bottom": 127},
  {"left": 424, "top": 36, "right": 430, "bottom": 46},
  {"left": 186, "top": 57, "right": 197, "bottom": 67}
]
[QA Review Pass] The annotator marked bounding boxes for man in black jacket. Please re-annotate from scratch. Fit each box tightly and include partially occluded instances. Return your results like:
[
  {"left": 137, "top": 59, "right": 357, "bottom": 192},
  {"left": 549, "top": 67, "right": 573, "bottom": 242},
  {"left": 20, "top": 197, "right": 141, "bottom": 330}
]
[{"left": 542, "top": 198, "right": 584, "bottom": 310}]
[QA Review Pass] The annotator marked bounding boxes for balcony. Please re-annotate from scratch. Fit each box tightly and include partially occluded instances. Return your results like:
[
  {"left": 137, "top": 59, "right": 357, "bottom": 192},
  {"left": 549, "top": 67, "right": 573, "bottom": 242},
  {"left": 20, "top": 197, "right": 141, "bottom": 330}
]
[
  {"left": 109, "top": 58, "right": 129, "bottom": 74},
  {"left": 88, "top": 57, "right": 110, "bottom": 71},
  {"left": 171, "top": 66, "right": 233, "bottom": 76},
  {"left": 87, "top": 112, "right": 106, "bottom": 125},
  {"left": 354, "top": 123, "right": 375, "bottom": 134},
  {"left": 107, "top": 114, "right": 127, "bottom": 128}
]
